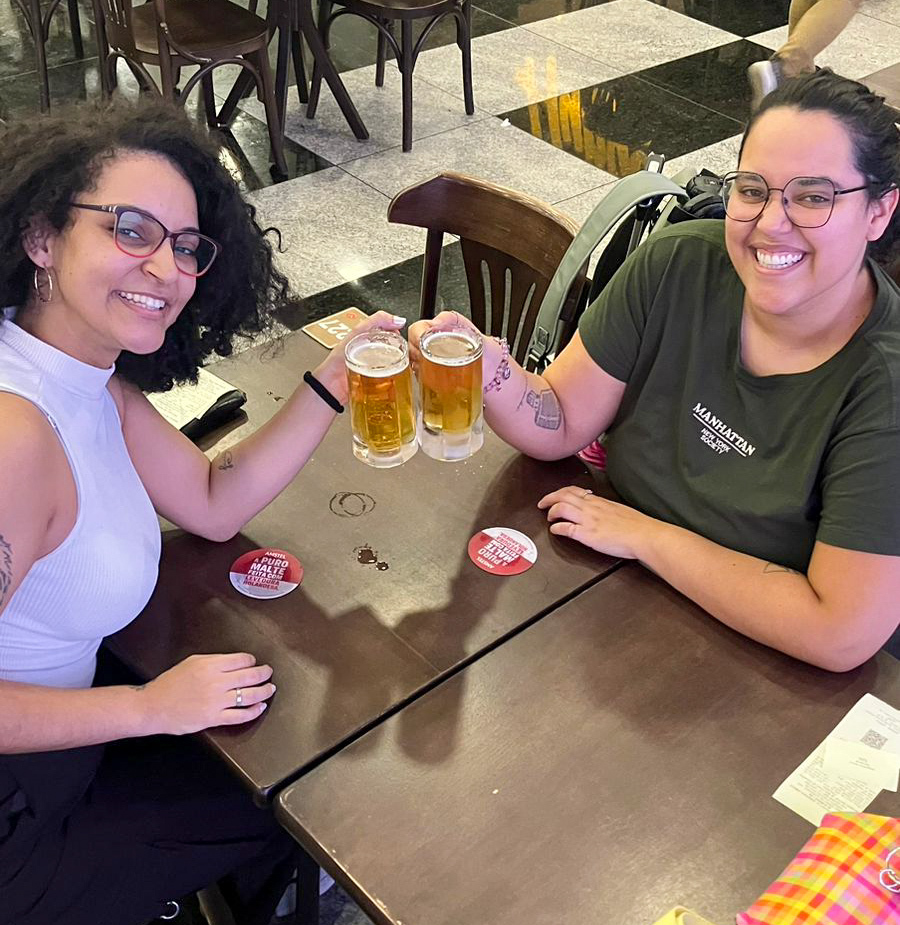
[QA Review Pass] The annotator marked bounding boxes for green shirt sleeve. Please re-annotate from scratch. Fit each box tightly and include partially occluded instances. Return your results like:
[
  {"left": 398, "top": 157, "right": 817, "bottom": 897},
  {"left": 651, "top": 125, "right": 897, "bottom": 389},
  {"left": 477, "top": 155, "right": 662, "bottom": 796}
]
[
  {"left": 817, "top": 369, "right": 900, "bottom": 555},
  {"left": 577, "top": 231, "right": 670, "bottom": 382}
]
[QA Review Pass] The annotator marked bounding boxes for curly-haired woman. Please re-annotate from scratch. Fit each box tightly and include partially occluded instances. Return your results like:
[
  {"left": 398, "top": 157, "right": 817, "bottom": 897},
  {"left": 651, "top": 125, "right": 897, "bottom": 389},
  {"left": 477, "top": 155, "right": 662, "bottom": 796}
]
[{"left": 0, "top": 98, "right": 401, "bottom": 925}]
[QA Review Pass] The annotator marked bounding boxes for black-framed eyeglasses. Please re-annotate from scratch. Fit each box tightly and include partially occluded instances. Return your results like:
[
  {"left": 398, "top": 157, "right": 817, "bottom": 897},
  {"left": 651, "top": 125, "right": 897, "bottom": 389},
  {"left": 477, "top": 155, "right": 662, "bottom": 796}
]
[
  {"left": 721, "top": 171, "right": 871, "bottom": 229},
  {"left": 71, "top": 203, "right": 220, "bottom": 277}
]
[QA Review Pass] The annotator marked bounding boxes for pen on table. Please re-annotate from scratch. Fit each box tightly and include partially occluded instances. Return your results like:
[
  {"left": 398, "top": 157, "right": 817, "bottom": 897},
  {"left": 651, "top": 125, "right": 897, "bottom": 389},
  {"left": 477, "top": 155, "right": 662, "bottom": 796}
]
[{"left": 180, "top": 389, "right": 247, "bottom": 442}]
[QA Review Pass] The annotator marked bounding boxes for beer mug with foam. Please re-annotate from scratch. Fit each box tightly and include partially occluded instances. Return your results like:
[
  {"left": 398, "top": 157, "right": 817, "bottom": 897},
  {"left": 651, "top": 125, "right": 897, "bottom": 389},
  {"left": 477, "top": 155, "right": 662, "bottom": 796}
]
[
  {"left": 345, "top": 329, "right": 417, "bottom": 467},
  {"left": 417, "top": 325, "right": 483, "bottom": 461}
]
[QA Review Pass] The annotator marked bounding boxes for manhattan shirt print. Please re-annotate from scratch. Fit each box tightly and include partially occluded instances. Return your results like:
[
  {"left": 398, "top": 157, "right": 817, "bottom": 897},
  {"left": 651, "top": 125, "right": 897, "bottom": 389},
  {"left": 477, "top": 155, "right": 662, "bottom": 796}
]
[{"left": 691, "top": 402, "right": 757, "bottom": 457}]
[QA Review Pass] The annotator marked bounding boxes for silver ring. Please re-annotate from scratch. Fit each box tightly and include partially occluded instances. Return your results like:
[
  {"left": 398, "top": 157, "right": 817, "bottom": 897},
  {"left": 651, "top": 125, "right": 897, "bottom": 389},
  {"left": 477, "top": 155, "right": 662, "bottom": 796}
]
[
  {"left": 235, "top": 687, "right": 243, "bottom": 707},
  {"left": 581, "top": 489, "right": 592, "bottom": 499}
]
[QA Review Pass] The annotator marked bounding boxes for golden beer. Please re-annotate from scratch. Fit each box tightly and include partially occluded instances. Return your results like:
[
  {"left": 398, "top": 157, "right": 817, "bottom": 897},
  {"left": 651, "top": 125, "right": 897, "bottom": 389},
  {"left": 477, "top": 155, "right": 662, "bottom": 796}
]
[
  {"left": 345, "top": 330, "right": 417, "bottom": 467},
  {"left": 418, "top": 327, "right": 484, "bottom": 461}
]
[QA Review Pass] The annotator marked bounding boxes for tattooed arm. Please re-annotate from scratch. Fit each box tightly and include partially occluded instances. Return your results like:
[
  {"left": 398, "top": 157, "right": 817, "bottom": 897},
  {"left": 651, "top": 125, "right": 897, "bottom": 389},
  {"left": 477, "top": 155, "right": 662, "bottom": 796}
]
[
  {"left": 477, "top": 331, "right": 626, "bottom": 461},
  {"left": 409, "top": 314, "right": 626, "bottom": 460}
]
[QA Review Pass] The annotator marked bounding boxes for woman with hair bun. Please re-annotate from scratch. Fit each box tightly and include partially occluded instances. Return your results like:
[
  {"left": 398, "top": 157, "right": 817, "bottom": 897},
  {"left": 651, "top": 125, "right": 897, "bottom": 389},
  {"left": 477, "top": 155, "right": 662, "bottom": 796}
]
[
  {"left": 0, "top": 98, "right": 401, "bottom": 924},
  {"left": 412, "top": 69, "right": 900, "bottom": 673}
]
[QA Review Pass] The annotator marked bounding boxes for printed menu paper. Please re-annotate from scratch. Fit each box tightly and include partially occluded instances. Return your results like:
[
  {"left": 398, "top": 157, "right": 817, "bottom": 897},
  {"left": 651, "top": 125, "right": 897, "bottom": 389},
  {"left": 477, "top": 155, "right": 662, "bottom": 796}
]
[
  {"left": 147, "top": 367, "right": 240, "bottom": 431},
  {"left": 773, "top": 693, "right": 900, "bottom": 825}
]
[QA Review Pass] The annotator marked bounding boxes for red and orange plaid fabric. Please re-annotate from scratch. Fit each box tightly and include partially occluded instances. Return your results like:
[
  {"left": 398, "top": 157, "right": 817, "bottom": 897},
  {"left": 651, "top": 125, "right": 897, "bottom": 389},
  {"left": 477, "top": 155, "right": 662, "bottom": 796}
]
[{"left": 737, "top": 813, "right": 899, "bottom": 925}]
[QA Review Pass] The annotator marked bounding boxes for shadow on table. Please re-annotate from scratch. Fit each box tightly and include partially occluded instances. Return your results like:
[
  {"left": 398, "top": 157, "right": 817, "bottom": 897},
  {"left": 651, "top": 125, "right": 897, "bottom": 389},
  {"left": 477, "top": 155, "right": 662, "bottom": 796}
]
[{"left": 113, "top": 451, "right": 601, "bottom": 779}]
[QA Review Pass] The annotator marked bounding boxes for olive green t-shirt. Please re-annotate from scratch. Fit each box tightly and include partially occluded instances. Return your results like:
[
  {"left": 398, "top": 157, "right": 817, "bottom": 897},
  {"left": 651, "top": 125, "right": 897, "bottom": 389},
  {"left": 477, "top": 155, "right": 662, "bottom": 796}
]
[{"left": 578, "top": 220, "right": 900, "bottom": 573}]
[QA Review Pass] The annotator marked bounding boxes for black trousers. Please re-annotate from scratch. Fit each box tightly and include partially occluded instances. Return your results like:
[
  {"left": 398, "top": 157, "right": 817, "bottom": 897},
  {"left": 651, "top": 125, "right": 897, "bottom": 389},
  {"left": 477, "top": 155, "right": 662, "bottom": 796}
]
[{"left": 0, "top": 734, "right": 299, "bottom": 925}]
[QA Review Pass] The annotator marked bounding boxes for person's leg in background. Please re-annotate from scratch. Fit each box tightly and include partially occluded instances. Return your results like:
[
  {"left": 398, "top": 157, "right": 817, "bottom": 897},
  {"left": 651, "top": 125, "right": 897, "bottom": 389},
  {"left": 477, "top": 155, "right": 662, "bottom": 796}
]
[
  {"left": 748, "top": 0, "right": 862, "bottom": 109},
  {"left": 780, "top": 0, "right": 862, "bottom": 75}
]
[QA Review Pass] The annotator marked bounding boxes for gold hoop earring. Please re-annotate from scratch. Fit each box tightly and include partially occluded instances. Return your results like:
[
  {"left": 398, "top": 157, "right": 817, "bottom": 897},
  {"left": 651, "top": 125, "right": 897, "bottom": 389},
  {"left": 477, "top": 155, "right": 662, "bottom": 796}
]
[{"left": 33, "top": 267, "right": 54, "bottom": 304}]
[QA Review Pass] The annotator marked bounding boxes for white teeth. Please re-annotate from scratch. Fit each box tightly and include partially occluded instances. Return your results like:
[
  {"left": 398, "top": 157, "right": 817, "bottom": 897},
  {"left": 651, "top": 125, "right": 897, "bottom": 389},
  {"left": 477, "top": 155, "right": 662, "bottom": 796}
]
[
  {"left": 755, "top": 250, "right": 804, "bottom": 269},
  {"left": 117, "top": 291, "right": 165, "bottom": 311}
]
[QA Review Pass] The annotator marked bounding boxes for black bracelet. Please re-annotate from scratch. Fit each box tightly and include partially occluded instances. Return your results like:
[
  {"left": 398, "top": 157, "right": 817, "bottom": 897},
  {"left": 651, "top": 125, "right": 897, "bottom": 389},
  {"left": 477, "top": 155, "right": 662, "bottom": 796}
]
[{"left": 303, "top": 371, "right": 344, "bottom": 413}]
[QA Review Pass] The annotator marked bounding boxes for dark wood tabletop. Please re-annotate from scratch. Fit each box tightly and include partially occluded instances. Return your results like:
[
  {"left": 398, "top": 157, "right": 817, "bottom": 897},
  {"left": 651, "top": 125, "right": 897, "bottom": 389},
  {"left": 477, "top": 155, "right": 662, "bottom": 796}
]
[
  {"left": 106, "top": 330, "right": 618, "bottom": 800},
  {"left": 276, "top": 563, "right": 900, "bottom": 925}
]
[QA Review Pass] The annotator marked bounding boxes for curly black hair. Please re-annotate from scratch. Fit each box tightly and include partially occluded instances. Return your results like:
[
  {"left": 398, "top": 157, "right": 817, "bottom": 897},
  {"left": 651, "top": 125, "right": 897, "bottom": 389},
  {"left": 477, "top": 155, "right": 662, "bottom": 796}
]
[
  {"left": 741, "top": 69, "right": 900, "bottom": 266},
  {"left": 0, "top": 97, "right": 292, "bottom": 391}
]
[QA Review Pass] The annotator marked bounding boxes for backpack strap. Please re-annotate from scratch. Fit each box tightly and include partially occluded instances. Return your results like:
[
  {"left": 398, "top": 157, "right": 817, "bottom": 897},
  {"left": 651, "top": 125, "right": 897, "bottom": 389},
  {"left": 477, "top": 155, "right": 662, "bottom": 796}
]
[{"left": 525, "top": 171, "right": 689, "bottom": 371}]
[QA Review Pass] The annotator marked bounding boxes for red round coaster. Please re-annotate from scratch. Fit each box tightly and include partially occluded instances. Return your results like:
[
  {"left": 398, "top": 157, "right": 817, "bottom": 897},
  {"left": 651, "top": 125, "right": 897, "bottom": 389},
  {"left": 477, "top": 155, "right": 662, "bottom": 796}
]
[
  {"left": 229, "top": 548, "right": 303, "bottom": 599},
  {"left": 467, "top": 527, "right": 538, "bottom": 576}
]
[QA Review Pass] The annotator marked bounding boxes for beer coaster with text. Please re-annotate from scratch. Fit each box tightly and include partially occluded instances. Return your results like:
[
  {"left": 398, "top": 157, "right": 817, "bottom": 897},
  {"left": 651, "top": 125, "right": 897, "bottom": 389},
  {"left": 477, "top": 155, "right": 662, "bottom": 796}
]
[
  {"left": 229, "top": 548, "right": 303, "bottom": 599},
  {"left": 467, "top": 527, "right": 537, "bottom": 576},
  {"left": 301, "top": 307, "right": 368, "bottom": 349}
]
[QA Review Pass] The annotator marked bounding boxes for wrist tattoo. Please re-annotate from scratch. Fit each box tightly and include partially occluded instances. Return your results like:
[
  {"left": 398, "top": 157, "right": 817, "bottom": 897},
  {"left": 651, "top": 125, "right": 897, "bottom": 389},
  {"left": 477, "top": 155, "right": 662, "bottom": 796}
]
[
  {"left": 763, "top": 562, "right": 800, "bottom": 575},
  {"left": 525, "top": 389, "right": 562, "bottom": 430},
  {"left": 0, "top": 534, "right": 11, "bottom": 608},
  {"left": 217, "top": 450, "right": 235, "bottom": 471}
]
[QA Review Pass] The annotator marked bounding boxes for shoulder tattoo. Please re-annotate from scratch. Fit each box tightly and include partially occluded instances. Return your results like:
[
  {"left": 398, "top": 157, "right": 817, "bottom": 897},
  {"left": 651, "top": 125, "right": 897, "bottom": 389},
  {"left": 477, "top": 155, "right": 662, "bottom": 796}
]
[
  {"left": 0, "top": 534, "right": 12, "bottom": 608},
  {"left": 217, "top": 450, "right": 235, "bottom": 471}
]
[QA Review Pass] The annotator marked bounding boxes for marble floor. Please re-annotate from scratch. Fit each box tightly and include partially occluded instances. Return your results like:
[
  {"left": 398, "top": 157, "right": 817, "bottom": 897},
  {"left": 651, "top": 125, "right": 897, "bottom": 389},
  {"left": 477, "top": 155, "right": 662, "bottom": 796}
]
[{"left": 3, "top": 1, "right": 898, "bottom": 923}]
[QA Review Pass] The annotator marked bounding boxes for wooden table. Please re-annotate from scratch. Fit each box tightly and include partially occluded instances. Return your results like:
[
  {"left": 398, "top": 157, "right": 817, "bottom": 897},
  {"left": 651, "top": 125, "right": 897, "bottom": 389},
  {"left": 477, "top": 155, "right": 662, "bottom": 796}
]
[
  {"left": 276, "top": 563, "right": 900, "bottom": 925},
  {"left": 107, "top": 331, "right": 617, "bottom": 801}
]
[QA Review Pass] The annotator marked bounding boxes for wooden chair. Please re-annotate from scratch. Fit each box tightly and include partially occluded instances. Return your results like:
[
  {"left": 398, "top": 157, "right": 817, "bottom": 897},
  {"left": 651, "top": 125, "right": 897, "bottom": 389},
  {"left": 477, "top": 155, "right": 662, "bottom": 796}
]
[
  {"left": 307, "top": 0, "right": 474, "bottom": 152},
  {"left": 95, "top": 0, "right": 288, "bottom": 176},
  {"left": 13, "top": 0, "right": 85, "bottom": 111},
  {"left": 388, "top": 172, "right": 588, "bottom": 365}
]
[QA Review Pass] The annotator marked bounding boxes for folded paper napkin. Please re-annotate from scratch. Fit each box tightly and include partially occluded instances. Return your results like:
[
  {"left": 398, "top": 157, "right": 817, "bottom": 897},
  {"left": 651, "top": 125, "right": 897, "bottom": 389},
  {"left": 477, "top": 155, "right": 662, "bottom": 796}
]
[{"left": 737, "top": 813, "right": 899, "bottom": 925}]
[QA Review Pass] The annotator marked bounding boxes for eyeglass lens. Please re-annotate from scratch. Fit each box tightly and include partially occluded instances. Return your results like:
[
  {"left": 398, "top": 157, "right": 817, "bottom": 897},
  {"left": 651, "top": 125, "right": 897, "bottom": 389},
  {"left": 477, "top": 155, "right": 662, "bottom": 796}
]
[
  {"left": 723, "top": 173, "right": 837, "bottom": 227},
  {"left": 116, "top": 210, "right": 217, "bottom": 276}
]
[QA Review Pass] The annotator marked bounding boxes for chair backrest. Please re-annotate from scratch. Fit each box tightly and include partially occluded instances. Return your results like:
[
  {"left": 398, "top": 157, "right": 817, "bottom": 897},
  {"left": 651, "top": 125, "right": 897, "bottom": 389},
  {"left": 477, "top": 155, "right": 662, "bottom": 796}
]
[
  {"left": 387, "top": 172, "right": 587, "bottom": 366},
  {"left": 97, "top": 0, "right": 138, "bottom": 56}
]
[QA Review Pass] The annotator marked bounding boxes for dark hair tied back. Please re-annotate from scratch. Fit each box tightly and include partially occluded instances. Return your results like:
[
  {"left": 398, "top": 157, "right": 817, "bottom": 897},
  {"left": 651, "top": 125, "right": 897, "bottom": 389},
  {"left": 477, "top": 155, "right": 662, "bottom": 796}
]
[
  {"left": 741, "top": 69, "right": 900, "bottom": 266},
  {"left": 0, "top": 97, "right": 293, "bottom": 391}
]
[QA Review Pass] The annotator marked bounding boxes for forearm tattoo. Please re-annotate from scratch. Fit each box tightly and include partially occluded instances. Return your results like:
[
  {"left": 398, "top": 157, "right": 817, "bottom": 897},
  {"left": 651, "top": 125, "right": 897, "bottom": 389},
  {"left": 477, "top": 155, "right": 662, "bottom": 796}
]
[
  {"left": 217, "top": 450, "right": 235, "bottom": 471},
  {"left": 0, "top": 534, "right": 12, "bottom": 608},
  {"left": 763, "top": 562, "right": 800, "bottom": 575},
  {"left": 525, "top": 389, "right": 562, "bottom": 430}
]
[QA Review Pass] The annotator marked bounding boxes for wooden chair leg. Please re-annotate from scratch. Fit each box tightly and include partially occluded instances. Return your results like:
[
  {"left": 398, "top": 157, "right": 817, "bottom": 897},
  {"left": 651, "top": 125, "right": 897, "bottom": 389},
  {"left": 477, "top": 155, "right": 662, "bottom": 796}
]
[
  {"left": 458, "top": 1, "right": 474, "bottom": 115},
  {"left": 22, "top": 0, "right": 51, "bottom": 112},
  {"left": 218, "top": 69, "right": 255, "bottom": 125},
  {"left": 400, "top": 19, "right": 413, "bottom": 151},
  {"left": 91, "top": 0, "right": 111, "bottom": 96},
  {"left": 252, "top": 51, "right": 289, "bottom": 178},
  {"left": 375, "top": 18, "right": 387, "bottom": 87},
  {"left": 291, "top": 30, "right": 309, "bottom": 105},
  {"left": 201, "top": 72, "right": 217, "bottom": 128},
  {"left": 66, "top": 0, "right": 85, "bottom": 59},
  {"left": 305, "top": 0, "right": 332, "bottom": 118},
  {"left": 273, "top": 3, "right": 293, "bottom": 129}
]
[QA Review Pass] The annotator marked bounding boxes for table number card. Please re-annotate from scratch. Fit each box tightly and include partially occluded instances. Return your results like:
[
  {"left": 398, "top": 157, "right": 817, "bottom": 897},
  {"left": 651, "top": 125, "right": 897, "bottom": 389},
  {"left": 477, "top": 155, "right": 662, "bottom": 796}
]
[{"left": 301, "top": 307, "right": 368, "bottom": 349}]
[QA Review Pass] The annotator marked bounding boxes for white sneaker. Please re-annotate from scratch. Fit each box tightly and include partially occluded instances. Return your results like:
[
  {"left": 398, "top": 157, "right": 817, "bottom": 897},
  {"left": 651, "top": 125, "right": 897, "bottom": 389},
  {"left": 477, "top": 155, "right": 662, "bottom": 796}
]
[{"left": 747, "top": 60, "right": 780, "bottom": 112}]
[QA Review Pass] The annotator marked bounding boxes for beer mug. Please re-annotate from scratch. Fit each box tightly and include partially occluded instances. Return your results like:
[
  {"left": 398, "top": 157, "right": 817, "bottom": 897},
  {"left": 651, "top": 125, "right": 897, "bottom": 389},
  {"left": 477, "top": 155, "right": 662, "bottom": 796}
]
[
  {"left": 417, "top": 325, "right": 484, "bottom": 461},
  {"left": 345, "top": 329, "right": 417, "bottom": 468}
]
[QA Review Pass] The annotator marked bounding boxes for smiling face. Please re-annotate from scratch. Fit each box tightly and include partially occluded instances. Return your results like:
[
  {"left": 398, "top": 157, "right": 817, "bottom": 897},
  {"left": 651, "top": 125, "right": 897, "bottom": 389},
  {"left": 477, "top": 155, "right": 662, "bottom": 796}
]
[
  {"left": 22, "top": 151, "right": 200, "bottom": 368},
  {"left": 725, "top": 107, "right": 895, "bottom": 325}
]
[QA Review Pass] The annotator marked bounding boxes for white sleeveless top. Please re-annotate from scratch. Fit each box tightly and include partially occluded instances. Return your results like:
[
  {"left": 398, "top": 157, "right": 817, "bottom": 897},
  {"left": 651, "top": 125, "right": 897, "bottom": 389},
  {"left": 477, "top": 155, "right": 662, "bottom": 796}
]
[{"left": 0, "top": 314, "right": 161, "bottom": 688}]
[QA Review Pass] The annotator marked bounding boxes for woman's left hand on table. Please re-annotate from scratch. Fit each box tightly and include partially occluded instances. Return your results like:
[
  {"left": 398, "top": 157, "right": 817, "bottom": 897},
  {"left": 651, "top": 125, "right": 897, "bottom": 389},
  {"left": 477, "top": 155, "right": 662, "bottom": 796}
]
[{"left": 538, "top": 486, "right": 658, "bottom": 560}]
